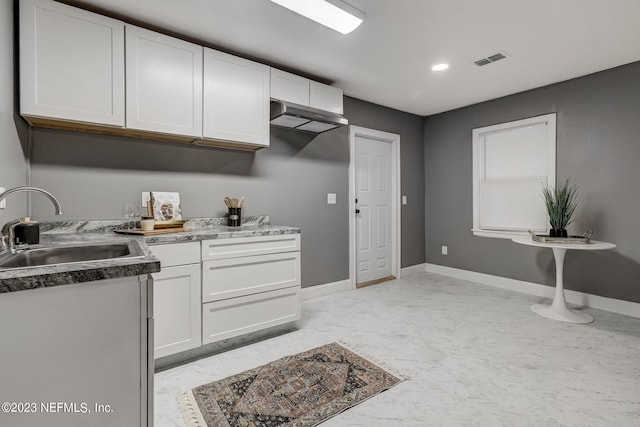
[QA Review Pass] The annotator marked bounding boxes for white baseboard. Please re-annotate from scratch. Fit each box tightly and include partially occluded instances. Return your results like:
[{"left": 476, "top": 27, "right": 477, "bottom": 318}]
[
  {"left": 301, "top": 279, "right": 352, "bottom": 301},
  {"left": 401, "top": 263, "right": 427, "bottom": 277},
  {"left": 425, "top": 263, "right": 640, "bottom": 319}
]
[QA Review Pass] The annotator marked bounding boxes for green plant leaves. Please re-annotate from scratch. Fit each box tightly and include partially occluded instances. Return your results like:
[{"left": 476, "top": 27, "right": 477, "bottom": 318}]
[{"left": 542, "top": 179, "right": 582, "bottom": 230}]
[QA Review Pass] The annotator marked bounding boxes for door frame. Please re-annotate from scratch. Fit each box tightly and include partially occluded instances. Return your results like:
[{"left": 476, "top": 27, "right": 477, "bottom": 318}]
[{"left": 348, "top": 125, "right": 401, "bottom": 289}]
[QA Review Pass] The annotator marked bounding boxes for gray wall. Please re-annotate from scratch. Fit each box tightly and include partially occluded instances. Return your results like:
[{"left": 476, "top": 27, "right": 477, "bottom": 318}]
[
  {"left": 0, "top": 0, "right": 28, "bottom": 220},
  {"left": 424, "top": 62, "right": 640, "bottom": 303},
  {"left": 29, "top": 97, "right": 424, "bottom": 287}
]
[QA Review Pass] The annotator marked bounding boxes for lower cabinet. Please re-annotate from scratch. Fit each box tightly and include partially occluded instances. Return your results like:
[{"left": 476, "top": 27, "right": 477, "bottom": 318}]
[
  {"left": 150, "top": 242, "right": 201, "bottom": 359},
  {"left": 0, "top": 276, "right": 152, "bottom": 427},
  {"left": 153, "top": 263, "right": 201, "bottom": 358},
  {"left": 200, "top": 234, "right": 302, "bottom": 345},
  {"left": 202, "top": 287, "right": 301, "bottom": 344},
  {"left": 202, "top": 251, "right": 300, "bottom": 301},
  {"left": 151, "top": 234, "right": 301, "bottom": 360}
]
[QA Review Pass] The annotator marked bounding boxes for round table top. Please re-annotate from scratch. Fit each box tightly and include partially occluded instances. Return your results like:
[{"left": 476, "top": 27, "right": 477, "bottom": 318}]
[{"left": 512, "top": 237, "right": 616, "bottom": 250}]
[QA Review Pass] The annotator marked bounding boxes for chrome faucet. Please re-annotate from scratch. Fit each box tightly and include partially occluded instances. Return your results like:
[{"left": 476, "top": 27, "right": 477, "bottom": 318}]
[{"left": 0, "top": 187, "right": 63, "bottom": 253}]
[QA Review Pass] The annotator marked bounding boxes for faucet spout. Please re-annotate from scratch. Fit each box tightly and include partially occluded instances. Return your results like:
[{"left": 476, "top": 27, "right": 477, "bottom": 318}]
[
  {"left": 0, "top": 186, "right": 63, "bottom": 253},
  {"left": 0, "top": 186, "right": 63, "bottom": 215}
]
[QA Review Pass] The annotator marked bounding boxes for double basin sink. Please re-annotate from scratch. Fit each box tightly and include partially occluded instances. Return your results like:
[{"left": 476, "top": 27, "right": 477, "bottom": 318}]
[{"left": 0, "top": 241, "right": 145, "bottom": 271}]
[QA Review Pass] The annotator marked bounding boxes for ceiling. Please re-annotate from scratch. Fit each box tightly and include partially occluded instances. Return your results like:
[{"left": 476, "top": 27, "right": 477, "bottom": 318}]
[{"left": 70, "top": 0, "right": 640, "bottom": 116}]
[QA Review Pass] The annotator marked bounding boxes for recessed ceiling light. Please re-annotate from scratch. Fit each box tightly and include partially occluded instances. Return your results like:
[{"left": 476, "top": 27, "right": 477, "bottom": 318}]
[
  {"left": 268, "top": 0, "right": 365, "bottom": 35},
  {"left": 432, "top": 63, "right": 449, "bottom": 72}
]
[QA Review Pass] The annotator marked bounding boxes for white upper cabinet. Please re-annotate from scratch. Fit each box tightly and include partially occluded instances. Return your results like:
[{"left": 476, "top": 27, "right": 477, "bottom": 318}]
[
  {"left": 203, "top": 49, "right": 270, "bottom": 147},
  {"left": 310, "top": 81, "right": 344, "bottom": 114},
  {"left": 125, "top": 25, "right": 203, "bottom": 137},
  {"left": 270, "top": 68, "right": 310, "bottom": 106},
  {"left": 20, "top": 0, "right": 125, "bottom": 126},
  {"left": 270, "top": 68, "right": 343, "bottom": 114}
]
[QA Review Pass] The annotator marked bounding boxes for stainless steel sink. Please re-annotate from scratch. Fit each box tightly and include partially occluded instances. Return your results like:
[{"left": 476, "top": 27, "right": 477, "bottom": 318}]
[{"left": 0, "top": 241, "right": 145, "bottom": 270}]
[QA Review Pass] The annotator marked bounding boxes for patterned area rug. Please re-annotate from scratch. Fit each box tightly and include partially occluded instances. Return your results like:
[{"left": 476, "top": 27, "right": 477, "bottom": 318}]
[{"left": 177, "top": 342, "right": 405, "bottom": 426}]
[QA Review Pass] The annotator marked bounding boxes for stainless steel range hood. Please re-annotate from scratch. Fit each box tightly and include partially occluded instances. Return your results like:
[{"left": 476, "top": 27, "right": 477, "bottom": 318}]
[{"left": 270, "top": 100, "right": 348, "bottom": 133}]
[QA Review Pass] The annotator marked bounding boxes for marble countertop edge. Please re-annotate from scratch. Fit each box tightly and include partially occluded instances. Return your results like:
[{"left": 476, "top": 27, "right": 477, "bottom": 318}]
[{"left": 0, "top": 221, "right": 299, "bottom": 293}]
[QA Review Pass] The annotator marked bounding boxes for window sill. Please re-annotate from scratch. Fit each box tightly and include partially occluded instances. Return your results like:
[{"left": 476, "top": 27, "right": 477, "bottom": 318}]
[{"left": 471, "top": 229, "right": 545, "bottom": 240}]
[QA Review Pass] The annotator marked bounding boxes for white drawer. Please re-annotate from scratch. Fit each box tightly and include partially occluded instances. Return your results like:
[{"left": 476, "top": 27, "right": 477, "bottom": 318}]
[
  {"left": 201, "top": 234, "right": 300, "bottom": 261},
  {"left": 202, "top": 252, "right": 300, "bottom": 303},
  {"left": 202, "top": 287, "right": 300, "bottom": 344},
  {"left": 149, "top": 242, "right": 200, "bottom": 267}
]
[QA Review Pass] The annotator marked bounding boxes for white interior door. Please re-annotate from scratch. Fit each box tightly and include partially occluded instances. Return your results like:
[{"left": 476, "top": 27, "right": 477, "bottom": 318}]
[{"left": 355, "top": 135, "right": 393, "bottom": 285}]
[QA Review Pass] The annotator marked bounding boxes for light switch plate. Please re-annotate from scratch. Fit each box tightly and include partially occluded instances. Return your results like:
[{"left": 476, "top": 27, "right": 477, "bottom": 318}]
[
  {"left": 327, "top": 193, "right": 336, "bottom": 204},
  {"left": 0, "top": 187, "right": 5, "bottom": 209},
  {"left": 441, "top": 245, "right": 448, "bottom": 255},
  {"left": 402, "top": 195, "right": 407, "bottom": 205}
]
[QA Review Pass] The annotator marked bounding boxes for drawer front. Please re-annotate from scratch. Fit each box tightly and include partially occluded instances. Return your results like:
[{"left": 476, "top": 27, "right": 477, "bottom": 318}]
[
  {"left": 201, "top": 234, "right": 300, "bottom": 261},
  {"left": 149, "top": 242, "right": 200, "bottom": 267},
  {"left": 202, "top": 287, "right": 301, "bottom": 344},
  {"left": 202, "top": 252, "right": 300, "bottom": 303}
]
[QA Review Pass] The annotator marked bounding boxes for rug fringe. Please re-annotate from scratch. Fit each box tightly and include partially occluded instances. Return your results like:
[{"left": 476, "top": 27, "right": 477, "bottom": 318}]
[
  {"left": 336, "top": 339, "right": 410, "bottom": 381},
  {"left": 176, "top": 389, "right": 208, "bottom": 427}
]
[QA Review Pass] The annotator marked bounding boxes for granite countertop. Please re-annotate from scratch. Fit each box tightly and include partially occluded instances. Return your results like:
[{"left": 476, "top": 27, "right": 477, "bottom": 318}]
[
  {"left": 0, "top": 216, "right": 300, "bottom": 294},
  {"left": 0, "top": 237, "right": 160, "bottom": 294}
]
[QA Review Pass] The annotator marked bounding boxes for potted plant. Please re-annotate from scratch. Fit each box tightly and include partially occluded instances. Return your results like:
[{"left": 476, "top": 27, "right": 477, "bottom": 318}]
[{"left": 542, "top": 179, "right": 581, "bottom": 237}]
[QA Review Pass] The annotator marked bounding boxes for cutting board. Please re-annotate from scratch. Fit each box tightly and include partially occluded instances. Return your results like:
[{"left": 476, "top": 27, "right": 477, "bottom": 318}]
[{"left": 114, "top": 227, "right": 192, "bottom": 236}]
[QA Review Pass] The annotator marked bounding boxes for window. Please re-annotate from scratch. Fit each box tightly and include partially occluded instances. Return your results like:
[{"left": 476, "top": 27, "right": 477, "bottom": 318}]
[{"left": 472, "top": 113, "right": 556, "bottom": 239}]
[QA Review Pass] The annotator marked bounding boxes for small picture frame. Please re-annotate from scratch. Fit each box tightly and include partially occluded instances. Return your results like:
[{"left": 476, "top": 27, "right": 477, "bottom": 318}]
[{"left": 142, "top": 192, "right": 183, "bottom": 221}]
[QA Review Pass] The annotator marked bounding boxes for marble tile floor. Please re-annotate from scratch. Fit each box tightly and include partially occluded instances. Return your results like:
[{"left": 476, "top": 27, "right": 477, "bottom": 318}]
[{"left": 154, "top": 272, "right": 640, "bottom": 426}]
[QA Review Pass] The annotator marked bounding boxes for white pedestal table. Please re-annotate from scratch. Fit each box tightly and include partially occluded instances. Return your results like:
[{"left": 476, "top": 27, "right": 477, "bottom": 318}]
[{"left": 512, "top": 237, "right": 616, "bottom": 324}]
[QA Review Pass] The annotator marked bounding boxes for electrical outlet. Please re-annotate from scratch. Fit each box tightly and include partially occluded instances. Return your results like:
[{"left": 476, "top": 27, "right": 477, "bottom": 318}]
[
  {"left": 0, "top": 187, "right": 5, "bottom": 209},
  {"left": 402, "top": 195, "right": 407, "bottom": 205},
  {"left": 327, "top": 193, "right": 336, "bottom": 205},
  {"left": 441, "top": 245, "right": 448, "bottom": 255}
]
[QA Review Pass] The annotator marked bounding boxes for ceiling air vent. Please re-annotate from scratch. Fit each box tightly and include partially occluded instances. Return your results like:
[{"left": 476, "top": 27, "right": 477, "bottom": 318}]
[
  {"left": 474, "top": 58, "right": 492, "bottom": 67},
  {"left": 474, "top": 51, "right": 509, "bottom": 67},
  {"left": 487, "top": 53, "right": 506, "bottom": 62}
]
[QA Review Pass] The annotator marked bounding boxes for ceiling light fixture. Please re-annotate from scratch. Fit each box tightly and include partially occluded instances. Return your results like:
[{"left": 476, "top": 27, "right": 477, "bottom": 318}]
[
  {"left": 431, "top": 63, "right": 449, "bottom": 71},
  {"left": 268, "top": 0, "right": 365, "bottom": 35}
]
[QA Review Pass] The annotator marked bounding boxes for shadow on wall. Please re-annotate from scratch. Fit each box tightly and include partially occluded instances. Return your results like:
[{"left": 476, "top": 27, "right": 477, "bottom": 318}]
[
  {"left": 30, "top": 127, "right": 258, "bottom": 176},
  {"left": 30, "top": 125, "right": 349, "bottom": 176}
]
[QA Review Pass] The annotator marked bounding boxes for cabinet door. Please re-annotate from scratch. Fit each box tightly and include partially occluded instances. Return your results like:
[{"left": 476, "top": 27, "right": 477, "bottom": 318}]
[
  {"left": 270, "top": 68, "right": 310, "bottom": 105},
  {"left": 153, "top": 264, "right": 202, "bottom": 359},
  {"left": 20, "top": 0, "right": 125, "bottom": 126},
  {"left": 203, "top": 49, "right": 270, "bottom": 147},
  {"left": 0, "top": 277, "right": 144, "bottom": 427},
  {"left": 126, "top": 25, "right": 203, "bottom": 137},
  {"left": 310, "top": 81, "right": 344, "bottom": 114}
]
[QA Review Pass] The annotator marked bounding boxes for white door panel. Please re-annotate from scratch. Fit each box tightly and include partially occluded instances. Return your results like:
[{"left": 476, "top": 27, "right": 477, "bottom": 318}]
[
  {"left": 377, "top": 156, "right": 387, "bottom": 191},
  {"left": 377, "top": 205, "right": 388, "bottom": 248},
  {"left": 355, "top": 135, "right": 393, "bottom": 284},
  {"left": 357, "top": 153, "right": 370, "bottom": 191},
  {"left": 357, "top": 205, "right": 370, "bottom": 250}
]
